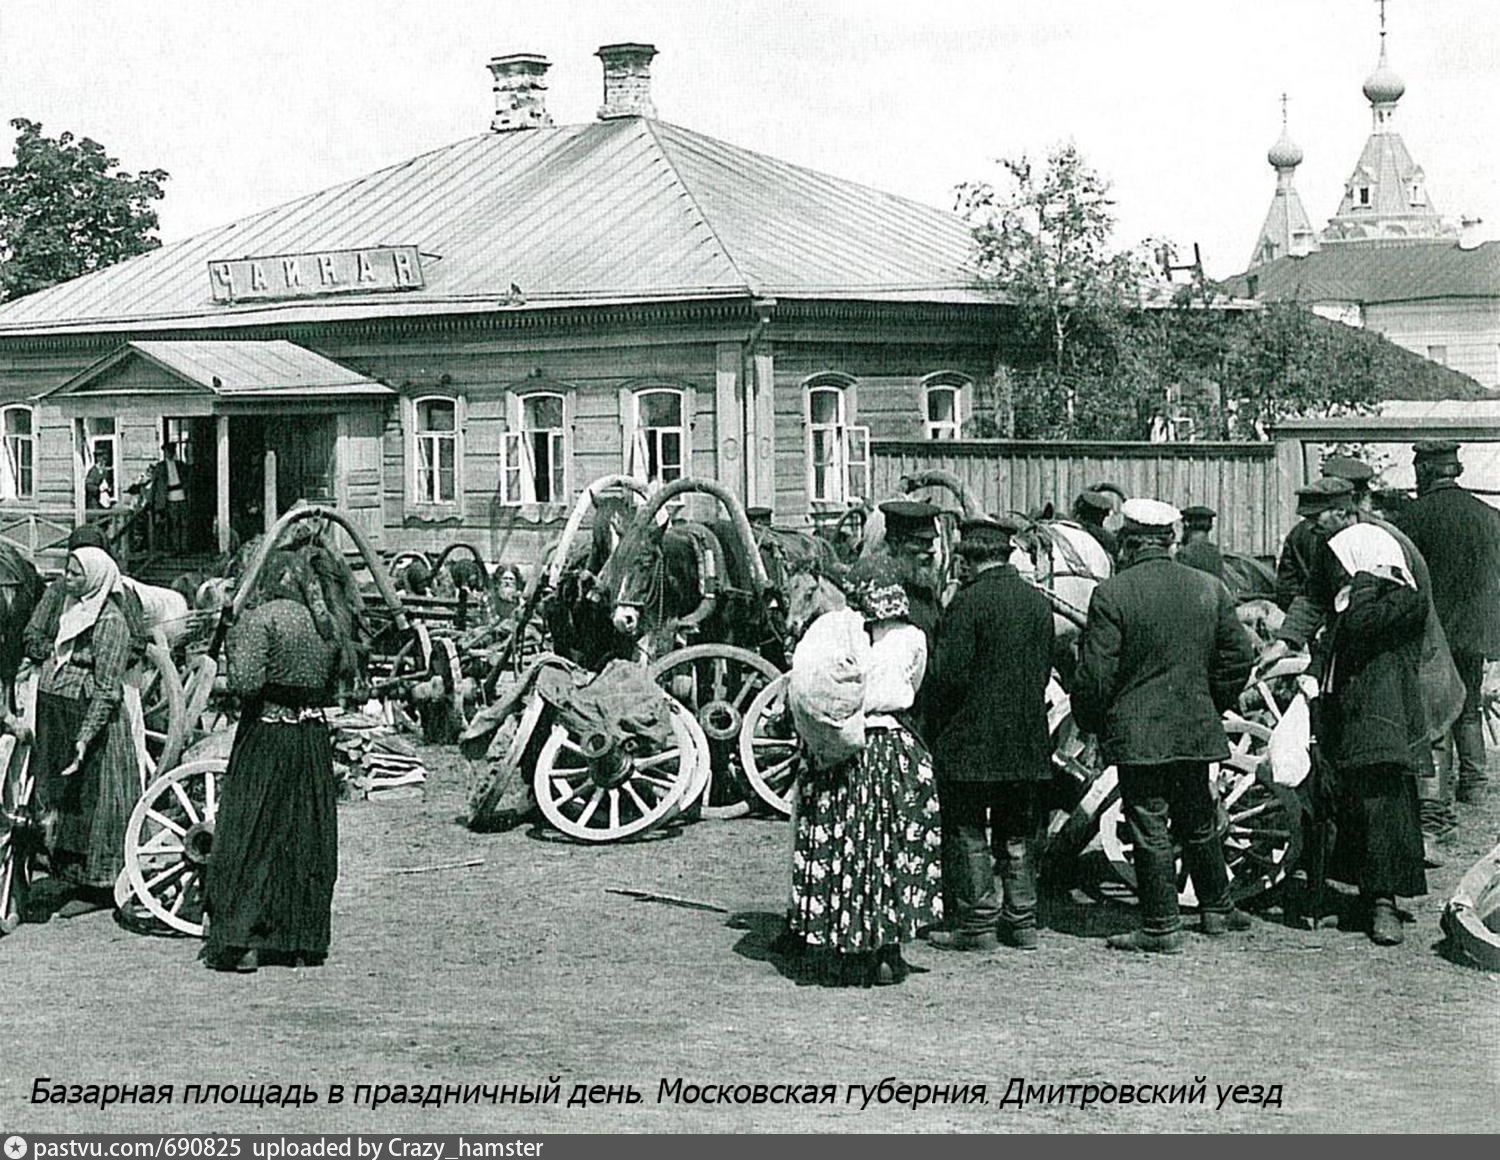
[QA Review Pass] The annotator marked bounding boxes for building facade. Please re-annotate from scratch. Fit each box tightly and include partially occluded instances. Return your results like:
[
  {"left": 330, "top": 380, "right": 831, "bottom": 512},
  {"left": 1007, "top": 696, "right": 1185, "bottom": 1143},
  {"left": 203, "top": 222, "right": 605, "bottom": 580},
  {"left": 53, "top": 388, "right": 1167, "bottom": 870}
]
[
  {"left": 1233, "top": 20, "right": 1500, "bottom": 389},
  {"left": 0, "top": 45, "right": 1008, "bottom": 564}
]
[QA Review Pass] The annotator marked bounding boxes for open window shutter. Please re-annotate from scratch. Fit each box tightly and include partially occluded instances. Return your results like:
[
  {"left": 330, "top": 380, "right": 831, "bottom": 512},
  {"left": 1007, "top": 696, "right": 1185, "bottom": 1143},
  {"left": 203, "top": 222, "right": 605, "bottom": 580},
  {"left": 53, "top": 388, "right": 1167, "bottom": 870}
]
[
  {"left": 560, "top": 392, "right": 573, "bottom": 503},
  {"left": 400, "top": 396, "right": 418, "bottom": 513},
  {"left": 618, "top": 387, "right": 635, "bottom": 476},
  {"left": 681, "top": 386, "right": 697, "bottom": 479},
  {"left": 845, "top": 424, "right": 871, "bottom": 504},
  {"left": 454, "top": 395, "right": 468, "bottom": 508},
  {"left": 500, "top": 432, "right": 523, "bottom": 505}
]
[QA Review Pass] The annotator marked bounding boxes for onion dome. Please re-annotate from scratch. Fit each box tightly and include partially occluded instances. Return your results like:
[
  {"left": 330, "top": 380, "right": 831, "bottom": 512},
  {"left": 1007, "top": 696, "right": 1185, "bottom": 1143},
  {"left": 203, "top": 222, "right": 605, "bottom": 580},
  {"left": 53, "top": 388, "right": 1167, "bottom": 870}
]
[
  {"left": 1363, "top": 49, "right": 1405, "bottom": 104},
  {"left": 1267, "top": 128, "right": 1304, "bottom": 169}
]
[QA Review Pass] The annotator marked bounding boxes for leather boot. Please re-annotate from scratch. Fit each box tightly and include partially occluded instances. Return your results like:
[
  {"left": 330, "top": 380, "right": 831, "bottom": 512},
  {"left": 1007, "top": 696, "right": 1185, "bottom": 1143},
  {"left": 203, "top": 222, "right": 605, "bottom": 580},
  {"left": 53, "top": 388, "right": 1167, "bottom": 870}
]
[
  {"left": 1454, "top": 717, "right": 1490, "bottom": 804},
  {"left": 1369, "top": 897, "right": 1403, "bottom": 947},
  {"left": 1419, "top": 739, "right": 1458, "bottom": 837}
]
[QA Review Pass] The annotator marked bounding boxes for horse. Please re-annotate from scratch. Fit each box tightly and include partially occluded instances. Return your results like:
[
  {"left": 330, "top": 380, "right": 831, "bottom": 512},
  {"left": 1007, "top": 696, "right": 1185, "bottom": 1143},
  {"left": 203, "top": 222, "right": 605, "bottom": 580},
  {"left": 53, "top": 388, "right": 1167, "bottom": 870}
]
[{"left": 1010, "top": 516, "right": 1111, "bottom": 683}]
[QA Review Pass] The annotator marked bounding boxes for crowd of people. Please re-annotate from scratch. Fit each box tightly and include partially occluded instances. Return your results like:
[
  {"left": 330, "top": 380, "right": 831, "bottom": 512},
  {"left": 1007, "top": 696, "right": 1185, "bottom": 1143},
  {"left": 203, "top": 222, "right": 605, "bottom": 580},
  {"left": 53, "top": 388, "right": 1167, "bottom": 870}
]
[
  {"left": 7, "top": 436, "right": 1497, "bottom": 983},
  {"left": 780, "top": 440, "right": 1500, "bottom": 983}
]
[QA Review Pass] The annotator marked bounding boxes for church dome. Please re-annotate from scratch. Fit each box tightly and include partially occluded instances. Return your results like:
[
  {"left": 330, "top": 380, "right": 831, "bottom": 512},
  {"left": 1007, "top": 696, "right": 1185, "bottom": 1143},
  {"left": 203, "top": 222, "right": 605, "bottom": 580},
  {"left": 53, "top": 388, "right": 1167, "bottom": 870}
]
[
  {"left": 1363, "top": 55, "right": 1405, "bottom": 104},
  {"left": 1267, "top": 129, "right": 1304, "bottom": 169}
]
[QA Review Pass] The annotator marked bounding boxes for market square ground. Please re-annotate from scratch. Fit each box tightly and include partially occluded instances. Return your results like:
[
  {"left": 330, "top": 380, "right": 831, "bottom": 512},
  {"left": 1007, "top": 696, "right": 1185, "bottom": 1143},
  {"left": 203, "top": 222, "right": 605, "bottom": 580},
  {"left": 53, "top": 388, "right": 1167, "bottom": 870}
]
[{"left": 2, "top": 742, "right": 1497, "bottom": 1134}]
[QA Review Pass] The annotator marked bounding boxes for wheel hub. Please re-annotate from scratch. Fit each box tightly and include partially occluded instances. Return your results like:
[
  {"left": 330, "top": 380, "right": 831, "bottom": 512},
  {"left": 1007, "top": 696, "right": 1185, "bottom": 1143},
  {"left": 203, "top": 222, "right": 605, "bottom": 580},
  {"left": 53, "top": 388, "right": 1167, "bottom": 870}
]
[
  {"left": 698, "top": 700, "right": 741, "bottom": 741},
  {"left": 182, "top": 822, "right": 214, "bottom": 868}
]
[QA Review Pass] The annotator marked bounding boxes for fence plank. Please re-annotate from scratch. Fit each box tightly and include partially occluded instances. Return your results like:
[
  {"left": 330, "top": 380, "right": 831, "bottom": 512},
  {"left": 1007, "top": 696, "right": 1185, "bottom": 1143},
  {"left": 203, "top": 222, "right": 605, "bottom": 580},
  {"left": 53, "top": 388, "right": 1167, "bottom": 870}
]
[{"left": 872, "top": 439, "right": 1282, "bottom": 557}]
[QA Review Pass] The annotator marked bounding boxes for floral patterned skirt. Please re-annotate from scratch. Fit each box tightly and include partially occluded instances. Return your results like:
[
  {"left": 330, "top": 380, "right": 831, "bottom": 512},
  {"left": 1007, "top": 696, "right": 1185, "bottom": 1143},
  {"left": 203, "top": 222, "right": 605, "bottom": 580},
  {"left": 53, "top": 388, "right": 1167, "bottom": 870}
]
[{"left": 790, "top": 725, "right": 943, "bottom": 953}]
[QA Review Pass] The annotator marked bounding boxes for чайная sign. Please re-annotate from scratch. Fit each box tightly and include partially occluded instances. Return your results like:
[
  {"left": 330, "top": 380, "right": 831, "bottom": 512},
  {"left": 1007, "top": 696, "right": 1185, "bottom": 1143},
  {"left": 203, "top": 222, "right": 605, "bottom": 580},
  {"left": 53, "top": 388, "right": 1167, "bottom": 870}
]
[{"left": 208, "top": 246, "right": 425, "bottom": 302}]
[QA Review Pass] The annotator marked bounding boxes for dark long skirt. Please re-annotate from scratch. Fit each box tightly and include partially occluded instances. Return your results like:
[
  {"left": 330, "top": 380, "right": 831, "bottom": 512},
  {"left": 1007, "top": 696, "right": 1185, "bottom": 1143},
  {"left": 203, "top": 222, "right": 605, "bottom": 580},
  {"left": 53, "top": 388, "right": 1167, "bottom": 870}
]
[
  {"left": 33, "top": 690, "right": 138, "bottom": 890},
  {"left": 790, "top": 725, "right": 943, "bottom": 954},
  {"left": 1329, "top": 762, "right": 1427, "bottom": 898},
  {"left": 205, "top": 714, "right": 338, "bottom": 960}
]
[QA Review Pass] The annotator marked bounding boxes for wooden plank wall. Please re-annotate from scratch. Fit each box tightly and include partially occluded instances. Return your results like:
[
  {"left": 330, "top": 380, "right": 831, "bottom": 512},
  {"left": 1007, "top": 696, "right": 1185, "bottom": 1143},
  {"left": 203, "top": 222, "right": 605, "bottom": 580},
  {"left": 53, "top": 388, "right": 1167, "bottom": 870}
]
[{"left": 871, "top": 439, "right": 1284, "bottom": 558}]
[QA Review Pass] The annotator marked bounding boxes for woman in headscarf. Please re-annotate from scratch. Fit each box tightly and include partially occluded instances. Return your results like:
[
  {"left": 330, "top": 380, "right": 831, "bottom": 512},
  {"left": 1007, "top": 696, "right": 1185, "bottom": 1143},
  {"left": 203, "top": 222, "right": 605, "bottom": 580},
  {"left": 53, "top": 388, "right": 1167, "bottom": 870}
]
[
  {"left": 202, "top": 550, "right": 343, "bottom": 972},
  {"left": 29, "top": 546, "right": 139, "bottom": 916},
  {"left": 788, "top": 557, "right": 943, "bottom": 986},
  {"left": 1317, "top": 523, "right": 1429, "bottom": 945}
]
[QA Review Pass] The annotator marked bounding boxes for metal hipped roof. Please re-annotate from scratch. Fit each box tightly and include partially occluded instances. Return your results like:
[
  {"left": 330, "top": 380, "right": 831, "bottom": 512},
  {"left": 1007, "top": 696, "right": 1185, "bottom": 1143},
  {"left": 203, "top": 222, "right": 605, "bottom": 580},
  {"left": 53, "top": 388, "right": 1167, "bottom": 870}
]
[
  {"left": 1226, "top": 238, "right": 1500, "bottom": 305},
  {"left": 0, "top": 118, "right": 993, "bottom": 338},
  {"left": 46, "top": 340, "right": 393, "bottom": 400}
]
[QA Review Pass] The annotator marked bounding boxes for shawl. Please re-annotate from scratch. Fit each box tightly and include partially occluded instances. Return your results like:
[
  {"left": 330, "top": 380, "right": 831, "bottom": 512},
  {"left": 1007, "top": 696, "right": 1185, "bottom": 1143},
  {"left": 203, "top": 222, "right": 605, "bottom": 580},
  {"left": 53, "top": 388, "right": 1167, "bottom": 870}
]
[{"left": 55, "top": 546, "right": 120, "bottom": 667}]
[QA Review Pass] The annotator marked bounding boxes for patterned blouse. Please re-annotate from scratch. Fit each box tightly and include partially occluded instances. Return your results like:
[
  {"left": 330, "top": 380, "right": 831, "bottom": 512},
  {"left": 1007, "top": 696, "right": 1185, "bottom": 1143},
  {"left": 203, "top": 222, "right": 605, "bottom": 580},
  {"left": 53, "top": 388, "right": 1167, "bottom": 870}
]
[
  {"left": 37, "top": 602, "right": 132, "bottom": 748},
  {"left": 227, "top": 599, "right": 337, "bottom": 699}
]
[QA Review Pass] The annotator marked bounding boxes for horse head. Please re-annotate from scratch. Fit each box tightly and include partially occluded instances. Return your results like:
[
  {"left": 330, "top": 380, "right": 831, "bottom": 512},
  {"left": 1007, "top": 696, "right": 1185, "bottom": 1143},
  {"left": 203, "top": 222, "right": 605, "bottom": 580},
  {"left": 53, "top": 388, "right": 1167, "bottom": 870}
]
[
  {"left": 783, "top": 561, "right": 847, "bottom": 642},
  {"left": 610, "top": 517, "right": 669, "bottom": 638}
]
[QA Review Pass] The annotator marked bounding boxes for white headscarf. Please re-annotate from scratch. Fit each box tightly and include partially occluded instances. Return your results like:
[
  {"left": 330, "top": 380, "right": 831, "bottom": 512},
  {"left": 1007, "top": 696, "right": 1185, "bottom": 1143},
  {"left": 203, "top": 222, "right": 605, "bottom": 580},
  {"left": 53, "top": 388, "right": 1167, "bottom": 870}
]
[
  {"left": 1327, "top": 523, "right": 1415, "bottom": 611},
  {"left": 55, "top": 546, "right": 121, "bottom": 667}
]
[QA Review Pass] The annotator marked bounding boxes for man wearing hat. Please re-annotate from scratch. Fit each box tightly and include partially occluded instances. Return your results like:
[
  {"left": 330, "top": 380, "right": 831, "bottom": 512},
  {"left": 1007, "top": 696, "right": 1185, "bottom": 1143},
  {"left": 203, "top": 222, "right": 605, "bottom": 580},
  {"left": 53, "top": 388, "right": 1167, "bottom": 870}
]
[
  {"left": 1275, "top": 476, "right": 1354, "bottom": 618},
  {"left": 872, "top": 500, "right": 943, "bottom": 644},
  {"left": 1396, "top": 440, "right": 1500, "bottom": 809},
  {"left": 925, "top": 516, "right": 1054, "bottom": 952},
  {"left": 1072, "top": 498, "right": 1256, "bottom": 953},
  {"left": 1072, "top": 491, "right": 1118, "bottom": 564},
  {"left": 1321, "top": 454, "right": 1378, "bottom": 512},
  {"left": 1176, "top": 505, "right": 1223, "bottom": 581}
]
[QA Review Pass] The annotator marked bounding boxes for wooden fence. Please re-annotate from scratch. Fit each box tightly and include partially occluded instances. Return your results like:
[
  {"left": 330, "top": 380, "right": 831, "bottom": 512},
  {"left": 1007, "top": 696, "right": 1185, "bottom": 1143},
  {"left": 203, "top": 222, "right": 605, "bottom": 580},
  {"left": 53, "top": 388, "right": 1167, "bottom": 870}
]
[{"left": 871, "top": 439, "right": 1288, "bottom": 557}]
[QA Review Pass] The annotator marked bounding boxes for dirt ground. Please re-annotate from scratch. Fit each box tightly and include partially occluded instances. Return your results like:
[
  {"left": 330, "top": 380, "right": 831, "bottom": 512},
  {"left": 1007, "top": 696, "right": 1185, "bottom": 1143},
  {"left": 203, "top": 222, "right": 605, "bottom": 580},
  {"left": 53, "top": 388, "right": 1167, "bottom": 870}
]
[{"left": 2, "top": 742, "right": 1497, "bottom": 1136}]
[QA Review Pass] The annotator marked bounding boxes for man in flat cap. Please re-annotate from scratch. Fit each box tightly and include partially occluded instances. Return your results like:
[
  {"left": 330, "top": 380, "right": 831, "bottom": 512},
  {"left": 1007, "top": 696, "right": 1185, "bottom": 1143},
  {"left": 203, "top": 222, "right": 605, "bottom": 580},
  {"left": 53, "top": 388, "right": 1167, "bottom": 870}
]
[
  {"left": 871, "top": 500, "right": 943, "bottom": 644},
  {"left": 1072, "top": 498, "right": 1256, "bottom": 953},
  {"left": 1176, "top": 505, "right": 1223, "bottom": 581},
  {"left": 1072, "top": 491, "right": 1119, "bottom": 565},
  {"left": 1275, "top": 477, "right": 1355, "bottom": 623},
  {"left": 1396, "top": 440, "right": 1500, "bottom": 811},
  {"left": 1321, "top": 454, "right": 1378, "bottom": 513},
  {"left": 926, "top": 516, "right": 1054, "bottom": 952}
]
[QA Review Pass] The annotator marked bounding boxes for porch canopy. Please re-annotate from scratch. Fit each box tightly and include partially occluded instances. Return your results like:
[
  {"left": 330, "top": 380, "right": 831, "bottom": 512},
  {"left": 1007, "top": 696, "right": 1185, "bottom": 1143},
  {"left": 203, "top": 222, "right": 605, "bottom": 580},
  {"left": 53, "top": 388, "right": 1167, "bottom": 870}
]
[{"left": 44, "top": 340, "right": 394, "bottom": 551}]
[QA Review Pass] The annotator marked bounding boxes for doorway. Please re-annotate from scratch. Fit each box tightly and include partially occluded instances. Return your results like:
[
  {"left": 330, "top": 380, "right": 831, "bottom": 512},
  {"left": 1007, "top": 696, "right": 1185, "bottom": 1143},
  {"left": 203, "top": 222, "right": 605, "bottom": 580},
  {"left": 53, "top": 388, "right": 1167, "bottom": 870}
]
[
  {"left": 227, "top": 413, "right": 337, "bottom": 545},
  {"left": 159, "top": 415, "right": 218, "bottom": 553}
]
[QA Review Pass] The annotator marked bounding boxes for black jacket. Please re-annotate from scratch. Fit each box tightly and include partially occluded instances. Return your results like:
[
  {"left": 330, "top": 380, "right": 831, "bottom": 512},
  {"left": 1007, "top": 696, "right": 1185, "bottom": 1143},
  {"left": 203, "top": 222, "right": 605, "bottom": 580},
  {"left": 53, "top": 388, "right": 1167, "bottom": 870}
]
[
  {"left": 1275, "top": 517, "right": 1321, "bottom": 611},
  {"left": 1177, "top": 536, "right": 1224, "bottom": 580},
  {"left": 1072, "top": 548, "right": 1254, "bottom": 767},
  {"left": 1323, "top": 572, "right": 1428, "bottom": 773},
  {"left": 1396, "top": 481, "right": 1500, "bottom": 658},
  {"left": 926, "top": 564, "right": 1054, "bottom": 782}
]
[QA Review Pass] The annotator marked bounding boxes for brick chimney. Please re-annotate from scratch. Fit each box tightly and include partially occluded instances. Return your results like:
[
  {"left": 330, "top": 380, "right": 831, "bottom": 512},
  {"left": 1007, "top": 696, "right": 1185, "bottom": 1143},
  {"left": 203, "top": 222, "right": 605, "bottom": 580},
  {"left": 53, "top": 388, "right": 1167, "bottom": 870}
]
[
  {"left": 489, "top": 53, "right": 554, "bottom": 132},
  {"left": 596, "top": 43, "right": 658, "bottom": 120}
]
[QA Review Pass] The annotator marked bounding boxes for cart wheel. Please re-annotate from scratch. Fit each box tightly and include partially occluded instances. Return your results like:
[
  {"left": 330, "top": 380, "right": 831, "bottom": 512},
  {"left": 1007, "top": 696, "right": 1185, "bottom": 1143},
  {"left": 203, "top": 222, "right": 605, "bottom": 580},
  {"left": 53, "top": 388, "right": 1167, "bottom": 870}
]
[
  {"left": 649, "top": 644, "right": 782, "bottom": 819},
  {"left": 532, "top": 699, "right": 702, "bottom": 842},
  {"left": 1096, "top": 716, "right": 1301, "bottom": 907},
  {"left": 0, "top": 735, "right": 37, "bottom": 937},
  {"left": 122, "top": 758, "right": 225, "bottom": 937},
  {"left": 134, "top": 643, "right": 188, "bottom": 779},
  {"left": 738, "top": 674, "right": 797, "bottom": 817}
]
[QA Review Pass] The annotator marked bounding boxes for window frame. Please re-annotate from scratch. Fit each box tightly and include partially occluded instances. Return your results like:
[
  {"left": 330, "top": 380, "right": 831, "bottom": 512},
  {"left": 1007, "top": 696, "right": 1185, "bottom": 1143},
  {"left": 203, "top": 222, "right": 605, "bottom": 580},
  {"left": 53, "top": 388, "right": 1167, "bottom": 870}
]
[
  {"left": 500, "top": 389, "right": 571, "bottom": 506},
  {"left": 622, "top": 384, "right": 694, "bottom": 488},
  {"left": 921, "top": 373, "right": 972, "bottom": 440},
  {"left": 803, "top": 376, "right": 870, "bottom": 506},
  {"left": 403, "top": 393, "right": 466, "bottom": 516},
  {"left": 1, "top": 404, "right": 36, "bottom": 503}
]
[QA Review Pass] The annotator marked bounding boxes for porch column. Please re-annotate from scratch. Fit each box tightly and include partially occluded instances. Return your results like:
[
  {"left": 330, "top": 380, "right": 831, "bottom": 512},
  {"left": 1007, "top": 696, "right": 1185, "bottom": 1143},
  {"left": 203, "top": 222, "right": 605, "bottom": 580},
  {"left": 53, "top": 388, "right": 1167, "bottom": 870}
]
[
  {"left": 216, "top": 415, "right": 231, "bottom": 554},
  {"left": 263, "top": 448, "right": 278, "bottom": 535}
]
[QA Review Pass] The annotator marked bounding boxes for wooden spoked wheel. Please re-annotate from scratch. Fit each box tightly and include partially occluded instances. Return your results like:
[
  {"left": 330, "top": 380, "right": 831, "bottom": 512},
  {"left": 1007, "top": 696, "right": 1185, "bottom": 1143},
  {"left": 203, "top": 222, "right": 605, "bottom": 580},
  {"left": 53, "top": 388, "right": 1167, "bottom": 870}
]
[
  {"left": 649, "top": 644, "right": 783, "bottom": 820},
  {"left": 1095, "top": 715, "right": 1302, "bottom": 908},
  {"left": 122, "top": 758, "right": 226, "bottom": 937},
  {"left": 133, "top": 643, "right": 188, "bottom": 781},
  {"left": 0, "top": 735, "right": 37, "bottom": 937},
  {"left": 532, "top": 699, "right": 704, "bottom": 842},
  {"left": 738, "top": 674, "right": 797, "bottom": 817}
]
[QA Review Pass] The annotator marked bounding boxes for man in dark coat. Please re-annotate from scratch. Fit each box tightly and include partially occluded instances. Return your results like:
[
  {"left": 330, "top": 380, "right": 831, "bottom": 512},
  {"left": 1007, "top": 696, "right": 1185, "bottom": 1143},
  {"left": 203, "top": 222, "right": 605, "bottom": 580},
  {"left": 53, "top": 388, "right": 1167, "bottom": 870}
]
[
  {"left": 1176, "top": 505, "right": 1224, "bottom": 580},
  {"left": 1396, "top": 440, "right": 1500, "bottom": 807},
  {"left": 1072, "top": 490, "right": 1118, "bottom": 564},
  {"left": 925, "top": 516, "right": 1054, "bottom": 952},
  {"left": 1072, "top": 498, "right": 1256, "bottom": 953},
  {"left": 1321, "top": 454, "right": 1377, "bottom": 513},
  {"left": 874, "top": 500, "right": 943, "bottom": 644}
]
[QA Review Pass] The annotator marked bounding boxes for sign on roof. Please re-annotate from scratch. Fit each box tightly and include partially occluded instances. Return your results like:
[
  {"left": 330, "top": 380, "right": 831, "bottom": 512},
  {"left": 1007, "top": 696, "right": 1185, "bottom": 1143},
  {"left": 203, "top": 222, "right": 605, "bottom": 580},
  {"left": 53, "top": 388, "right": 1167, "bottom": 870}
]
[{"left": 208, "top": 246, "right": 425, "bottom": 302}]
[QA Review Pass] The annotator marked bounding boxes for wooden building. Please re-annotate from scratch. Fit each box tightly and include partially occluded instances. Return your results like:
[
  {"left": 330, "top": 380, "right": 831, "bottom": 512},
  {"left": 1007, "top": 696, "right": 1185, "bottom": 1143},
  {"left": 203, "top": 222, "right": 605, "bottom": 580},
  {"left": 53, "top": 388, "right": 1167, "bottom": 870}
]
[{"left": 0, "top": 44, "right": 1007, "bottom": 565}]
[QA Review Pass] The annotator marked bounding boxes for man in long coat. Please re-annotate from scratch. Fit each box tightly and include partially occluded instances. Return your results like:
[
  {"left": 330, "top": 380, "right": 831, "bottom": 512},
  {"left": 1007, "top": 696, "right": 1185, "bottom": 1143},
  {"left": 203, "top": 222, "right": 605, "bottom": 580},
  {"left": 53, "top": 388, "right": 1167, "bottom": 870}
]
[
  {"left": 1176, "top": 505, "right": 1224, "bottom": 580},
  {"left": 1396, "top": 440, "right": 1500, "bottom": 808},
  {"left": 924, "top": 516, "right": 1054, "bottom": 952},
  {"left": 1072, "top": 499, "right": 1256, "bottom": 953}
]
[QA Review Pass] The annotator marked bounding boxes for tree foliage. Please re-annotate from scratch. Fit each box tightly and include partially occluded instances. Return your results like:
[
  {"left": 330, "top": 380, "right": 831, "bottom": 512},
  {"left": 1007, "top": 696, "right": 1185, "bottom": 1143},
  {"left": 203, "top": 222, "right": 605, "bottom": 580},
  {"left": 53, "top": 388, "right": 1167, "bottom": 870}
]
[
  {"left": 0, "top": 118, "right": 169, "bottom": 302},
  {"left": 957, "top": 145, "right": 1483, "bottom": 441}
]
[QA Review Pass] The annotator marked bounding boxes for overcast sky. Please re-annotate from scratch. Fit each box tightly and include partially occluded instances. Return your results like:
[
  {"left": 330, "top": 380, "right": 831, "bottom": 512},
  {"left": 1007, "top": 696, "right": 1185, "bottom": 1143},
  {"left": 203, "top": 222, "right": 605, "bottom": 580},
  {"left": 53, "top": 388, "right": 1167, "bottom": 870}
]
[{"left": 1, "top": 0, "right": 1496, "bottom": 279}]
